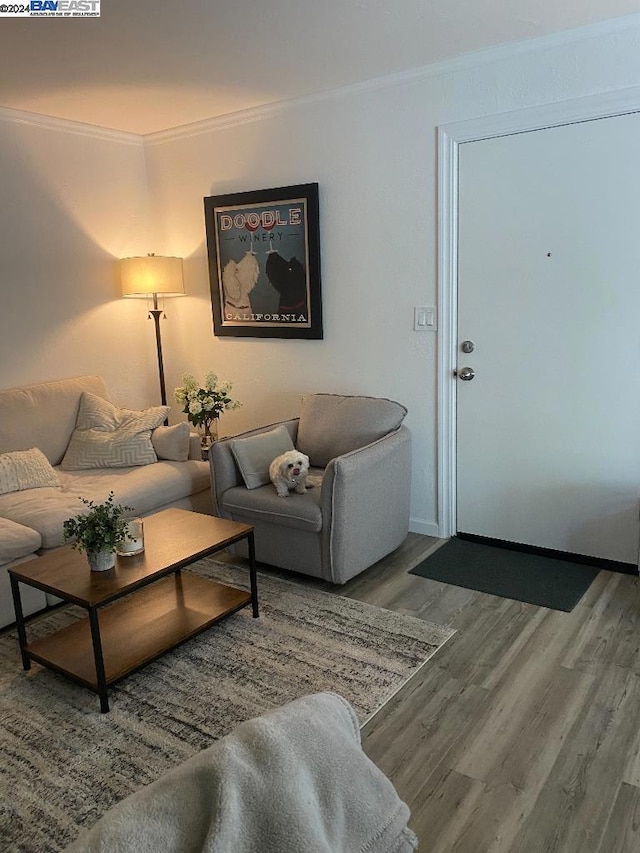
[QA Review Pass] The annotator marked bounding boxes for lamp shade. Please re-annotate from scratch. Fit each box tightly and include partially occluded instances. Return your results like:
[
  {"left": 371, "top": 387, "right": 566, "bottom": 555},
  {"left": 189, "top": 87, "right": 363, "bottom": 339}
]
[{"left": 120, "top": 255, "right": 185, "bottom": 297}]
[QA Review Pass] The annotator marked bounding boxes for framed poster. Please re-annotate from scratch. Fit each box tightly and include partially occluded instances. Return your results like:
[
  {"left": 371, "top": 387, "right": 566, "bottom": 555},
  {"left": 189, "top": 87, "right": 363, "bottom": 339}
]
[{"left": 204, "top": 183, "right": 323, "bottom": 339}]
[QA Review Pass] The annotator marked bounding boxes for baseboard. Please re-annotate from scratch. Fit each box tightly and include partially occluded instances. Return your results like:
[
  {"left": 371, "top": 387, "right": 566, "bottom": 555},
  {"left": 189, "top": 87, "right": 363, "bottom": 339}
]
[
  {"left": 409, "top": 518, "right": 440, "bottom": 538},
  {"left": 457, "top": 532, "right": 639, "bottom": 576}
]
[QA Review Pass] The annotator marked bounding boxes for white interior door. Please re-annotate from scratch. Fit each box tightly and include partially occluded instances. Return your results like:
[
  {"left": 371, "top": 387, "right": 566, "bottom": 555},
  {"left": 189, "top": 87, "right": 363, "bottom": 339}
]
[{"left": 457, "top": 113, "right": 640, "bottom": 564}]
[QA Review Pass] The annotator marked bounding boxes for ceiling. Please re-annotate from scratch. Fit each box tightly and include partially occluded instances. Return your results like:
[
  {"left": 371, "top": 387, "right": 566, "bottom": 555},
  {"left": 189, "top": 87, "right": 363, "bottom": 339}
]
[{"left": 1, "top": 0, "right": 638, "bottom": 135}]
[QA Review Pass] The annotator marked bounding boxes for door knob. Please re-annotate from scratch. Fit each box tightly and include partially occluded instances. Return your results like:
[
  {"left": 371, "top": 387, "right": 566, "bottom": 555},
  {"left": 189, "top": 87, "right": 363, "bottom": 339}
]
[{"left": 456, "top": 366, "right": 475, "bottom": 381}]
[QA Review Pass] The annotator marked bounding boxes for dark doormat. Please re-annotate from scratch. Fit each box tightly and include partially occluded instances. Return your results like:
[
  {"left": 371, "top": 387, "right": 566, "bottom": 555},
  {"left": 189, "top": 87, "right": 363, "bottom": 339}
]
[{"left": 409, "top": 537, "right": 601, "bottom": 611}]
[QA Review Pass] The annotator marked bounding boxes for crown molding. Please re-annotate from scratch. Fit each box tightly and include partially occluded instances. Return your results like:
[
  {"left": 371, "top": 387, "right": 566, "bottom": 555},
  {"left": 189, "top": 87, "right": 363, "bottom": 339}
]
[
  {"left": 144, "top": 12, "right": 640, "bottom": 145},
  {"left": 0, "top": 105, "right": 143, "bottom": 145},
  {"left": 1, "top": 12, "right": 638, "bottom": 146}
]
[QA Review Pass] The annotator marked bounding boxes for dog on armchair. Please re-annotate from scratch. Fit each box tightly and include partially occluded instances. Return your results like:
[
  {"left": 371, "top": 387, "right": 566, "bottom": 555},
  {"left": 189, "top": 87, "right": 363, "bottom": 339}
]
[{"left": 269, "top": 450, "right": 310, "bottom": 497}]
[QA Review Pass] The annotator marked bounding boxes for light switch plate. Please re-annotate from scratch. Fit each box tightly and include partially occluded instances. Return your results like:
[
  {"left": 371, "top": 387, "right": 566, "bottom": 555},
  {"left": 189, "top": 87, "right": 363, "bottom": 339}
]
[{"left": 414, "top": 306, "right": 437, "bottom": 331}]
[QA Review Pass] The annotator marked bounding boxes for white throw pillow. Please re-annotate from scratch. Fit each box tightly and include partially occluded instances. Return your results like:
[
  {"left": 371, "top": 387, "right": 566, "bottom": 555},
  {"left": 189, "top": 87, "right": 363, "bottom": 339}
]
[
  {"left": 151, "top": 423, "right": 191, "bottom": 462},
  {"left": 230, "top": 425, "right": 295, "bottom": 489},
  {"left": 0, "top": 447, "right": 60, "bottom": 495},
  {"left": 61, "top": 392, "right": 169, "bottom": 470}
]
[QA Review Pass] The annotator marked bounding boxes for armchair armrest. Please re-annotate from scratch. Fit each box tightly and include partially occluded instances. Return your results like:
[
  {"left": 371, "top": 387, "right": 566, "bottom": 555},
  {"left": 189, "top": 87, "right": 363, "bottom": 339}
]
[
  {"left": 321, "top": 426, "right": 411, "bottom": 583},
  {"left": 209, "top": 419, "right": 299, "bottom": 516}
]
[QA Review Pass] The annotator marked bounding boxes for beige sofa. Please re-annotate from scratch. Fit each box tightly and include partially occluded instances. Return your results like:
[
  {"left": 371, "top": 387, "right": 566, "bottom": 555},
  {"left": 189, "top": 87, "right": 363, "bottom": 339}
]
[{"left": 0, "top": 375, "right": 211, "bottom": 628}]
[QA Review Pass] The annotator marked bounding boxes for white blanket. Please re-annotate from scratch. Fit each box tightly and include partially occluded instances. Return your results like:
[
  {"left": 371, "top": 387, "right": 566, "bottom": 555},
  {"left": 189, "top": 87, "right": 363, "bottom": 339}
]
[{"left": 66, "top": 692, "right": 418, "bottom": 853}]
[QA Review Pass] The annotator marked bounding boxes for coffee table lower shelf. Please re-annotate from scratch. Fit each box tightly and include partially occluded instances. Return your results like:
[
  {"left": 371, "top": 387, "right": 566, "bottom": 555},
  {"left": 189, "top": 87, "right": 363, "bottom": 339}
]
[{"left": 26, "top": 573, "right": 251, "bottom": 695}]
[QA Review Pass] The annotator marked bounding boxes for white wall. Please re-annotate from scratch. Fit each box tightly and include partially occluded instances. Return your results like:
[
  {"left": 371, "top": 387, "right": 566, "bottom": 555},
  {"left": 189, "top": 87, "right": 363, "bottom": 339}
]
[
  {"left": 2, "top": 18, "right": 640, "bottom": 534},
  {"left": 0, "top": 112, "right": 162, "bottom": 408},
  {"left": 143, "top": 18, "right": 640, "bottom": 534}
]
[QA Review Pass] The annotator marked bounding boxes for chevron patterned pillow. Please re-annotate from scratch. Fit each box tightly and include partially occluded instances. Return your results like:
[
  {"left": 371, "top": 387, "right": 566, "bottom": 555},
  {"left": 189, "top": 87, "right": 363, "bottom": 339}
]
[{"left": 60, "top": 392, "right": 170, "bottom": 470}]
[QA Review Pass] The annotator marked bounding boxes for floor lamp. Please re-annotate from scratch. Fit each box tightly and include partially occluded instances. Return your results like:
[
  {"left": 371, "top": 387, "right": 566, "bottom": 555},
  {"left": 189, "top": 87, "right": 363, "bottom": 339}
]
[{"left": 119, "top": 255, "right": 185, "bottom": 408}]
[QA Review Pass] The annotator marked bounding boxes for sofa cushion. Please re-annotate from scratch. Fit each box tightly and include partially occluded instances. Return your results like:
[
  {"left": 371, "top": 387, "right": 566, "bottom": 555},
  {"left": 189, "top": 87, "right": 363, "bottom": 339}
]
[
  {"left": 0, "top": 554, "right": 46, "bottom": 628},
  {"left": 223, "top": 481, "right": 322, "bottom": 532},
  {"left": 152, "top": 423, "right": 191, "bottom": 462},
  {"left": 297, "top": 394, "right": 408, "bottom": 467},
  {"left": 61, "top": 392, "right": 169, "bottom": 470},
  {"left": 0, "top": 462, "right": 209, "bottom": 549},
  {"left": 0, "top": 517, "right": 41, "bottom": 564},
  {"left": 0, "top": 375, "right": 109, "bottom": 465},
  {"left": 229, "top": 425, "right": 295, "bottom": 490},
  {"left": 0, "top": 448, "right": 60, "bottom": 496}
]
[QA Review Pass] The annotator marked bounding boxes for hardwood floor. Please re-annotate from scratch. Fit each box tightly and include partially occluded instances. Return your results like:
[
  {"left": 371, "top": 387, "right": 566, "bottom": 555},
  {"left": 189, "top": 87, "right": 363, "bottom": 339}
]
[{"left": 331, "top": 534, "right": 640, "bottom": 853}]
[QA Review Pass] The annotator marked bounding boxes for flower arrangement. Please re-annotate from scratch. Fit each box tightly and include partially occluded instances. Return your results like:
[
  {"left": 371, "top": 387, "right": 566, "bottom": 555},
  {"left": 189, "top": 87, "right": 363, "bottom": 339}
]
[
  {"left": 63, "top": 492, "right": 133, "bottom": 556},
  {"left": 174, "top": 372, "right": 241, "bottom": 446}
]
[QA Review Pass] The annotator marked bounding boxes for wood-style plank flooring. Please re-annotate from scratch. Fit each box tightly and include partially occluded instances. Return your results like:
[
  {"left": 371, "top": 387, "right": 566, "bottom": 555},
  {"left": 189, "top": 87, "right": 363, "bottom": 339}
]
[{"left": 289, "top": 534, "right": 640, "bottom": 853}]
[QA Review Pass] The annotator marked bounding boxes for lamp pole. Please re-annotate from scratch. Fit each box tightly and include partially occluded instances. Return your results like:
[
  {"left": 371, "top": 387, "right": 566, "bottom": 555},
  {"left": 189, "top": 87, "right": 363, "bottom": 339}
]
[{"left": 149, "top": 293, "right": 167, "bottom": 406}]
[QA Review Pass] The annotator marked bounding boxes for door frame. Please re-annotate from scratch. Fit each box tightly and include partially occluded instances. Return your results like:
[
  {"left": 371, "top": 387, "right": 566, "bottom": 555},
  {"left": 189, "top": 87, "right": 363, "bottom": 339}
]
[{"left": 436, "top": 86, "right": 640, "bottom": 539}]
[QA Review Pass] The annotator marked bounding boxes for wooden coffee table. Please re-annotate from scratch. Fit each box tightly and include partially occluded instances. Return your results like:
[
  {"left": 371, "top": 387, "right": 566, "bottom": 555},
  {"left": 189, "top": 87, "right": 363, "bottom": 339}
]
[{"left": 8, "top": 508, "right": 258, "bottom": 713}]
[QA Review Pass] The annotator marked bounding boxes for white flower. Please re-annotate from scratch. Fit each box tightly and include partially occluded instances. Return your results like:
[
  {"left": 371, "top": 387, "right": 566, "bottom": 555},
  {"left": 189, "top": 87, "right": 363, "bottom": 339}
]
[
  {"left": 175, "top": 371, "right": 240, "bottom": 423},
  {"left": 181, "top": 373, "right": 197, "bottom": 392}
]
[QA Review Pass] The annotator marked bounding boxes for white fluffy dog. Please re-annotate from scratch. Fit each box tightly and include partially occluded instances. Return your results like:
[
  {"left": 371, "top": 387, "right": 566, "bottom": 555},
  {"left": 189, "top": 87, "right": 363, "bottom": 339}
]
[{"left": 269, "top": 450, "right": 310, "bottom": 497}]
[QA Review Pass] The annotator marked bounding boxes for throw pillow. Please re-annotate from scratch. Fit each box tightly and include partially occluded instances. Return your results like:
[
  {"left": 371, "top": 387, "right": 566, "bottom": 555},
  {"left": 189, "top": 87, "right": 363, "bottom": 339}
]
[
  {"left": 297, "top": 394, "right": 408, "bottom": 467},
  {"left": 229, "top": 424, "right": 295, "bottom": 490},
  {"left": 151, "top": 423, "right": 191, "bottom": 462},
  {"left": 0, "top": 447, "right": 61, "bottom": 496},
  {"left": 61, "top": 392, "right": 169, "bottom": 470}
]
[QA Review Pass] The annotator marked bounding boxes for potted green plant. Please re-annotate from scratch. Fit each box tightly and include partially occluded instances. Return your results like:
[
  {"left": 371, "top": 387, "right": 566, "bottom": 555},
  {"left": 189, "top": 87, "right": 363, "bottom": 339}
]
[{"left": 63, "top": 492, "right": 133, "bottom": 572}]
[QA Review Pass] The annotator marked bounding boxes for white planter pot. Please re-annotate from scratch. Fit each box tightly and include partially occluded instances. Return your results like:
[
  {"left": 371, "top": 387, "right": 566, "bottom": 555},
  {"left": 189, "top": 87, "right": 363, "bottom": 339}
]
[{"left": 87, "top": 549, "right": 116, "bottom": 572}]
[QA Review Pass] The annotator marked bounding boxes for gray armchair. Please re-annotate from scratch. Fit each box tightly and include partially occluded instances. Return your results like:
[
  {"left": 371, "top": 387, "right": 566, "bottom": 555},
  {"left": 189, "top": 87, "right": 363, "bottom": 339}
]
[{"left": 209, "top": 394, "right": 411, "bottom": 584}]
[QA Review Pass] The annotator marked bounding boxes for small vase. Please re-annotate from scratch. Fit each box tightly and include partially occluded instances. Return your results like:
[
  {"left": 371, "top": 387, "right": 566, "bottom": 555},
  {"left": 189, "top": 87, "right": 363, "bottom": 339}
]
[
  {"left": 200, "top": 419, "right": 219, "bottom": 449},
  {"left": 87, "top": 549, "right": 116, "bottom": 572}
]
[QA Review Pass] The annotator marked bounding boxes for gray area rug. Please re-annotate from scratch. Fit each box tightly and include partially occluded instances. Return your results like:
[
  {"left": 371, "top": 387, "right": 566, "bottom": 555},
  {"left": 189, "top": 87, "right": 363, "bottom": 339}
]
[{"left": 0, "top": 558, "right": 454, "bottom": 853}]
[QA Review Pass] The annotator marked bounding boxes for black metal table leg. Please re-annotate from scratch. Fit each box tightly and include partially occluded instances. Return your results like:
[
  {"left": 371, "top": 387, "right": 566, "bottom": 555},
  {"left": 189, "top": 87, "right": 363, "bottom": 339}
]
[
  {"left": 10, "top": 574, "right": 30, "bottom": 670},
  {"left": 88, "top": 607, "right": 109, "bottom": 713},
  {"left": 247, "top": 532, "right": 259, "bottom": 618}
]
